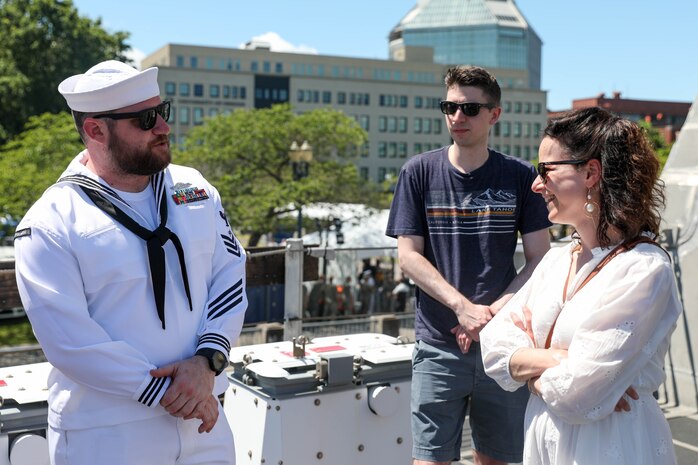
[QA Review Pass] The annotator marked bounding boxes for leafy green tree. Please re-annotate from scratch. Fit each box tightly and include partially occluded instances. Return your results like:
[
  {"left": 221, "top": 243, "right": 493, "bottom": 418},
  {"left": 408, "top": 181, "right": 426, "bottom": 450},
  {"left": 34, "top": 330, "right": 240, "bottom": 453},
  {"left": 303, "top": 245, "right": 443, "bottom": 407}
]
[
  {"left": 0, "top": 0, "right": 130, "bottom": 143},
  {"left": 176, "top": 104, "right": 389, "bottom": 246},
  {"left": 0, "top": 112, "right": 82, "bottom": 219},
  {"left": 637, "top": 120, "right": 672, "bottom": 171}
]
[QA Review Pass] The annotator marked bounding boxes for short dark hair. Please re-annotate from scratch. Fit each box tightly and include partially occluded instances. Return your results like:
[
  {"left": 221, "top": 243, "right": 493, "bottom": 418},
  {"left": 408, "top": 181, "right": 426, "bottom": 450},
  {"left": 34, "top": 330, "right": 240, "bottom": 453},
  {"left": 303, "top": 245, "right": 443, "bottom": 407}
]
[
  {"left": 444, "top": 66, "right": 501, "bottom": 106},
  {"left": 544, "top": 107, "right": 665, "bottom": 246},
  {"left": 71, "top": 109, "right": 114, "bottom": 144}
]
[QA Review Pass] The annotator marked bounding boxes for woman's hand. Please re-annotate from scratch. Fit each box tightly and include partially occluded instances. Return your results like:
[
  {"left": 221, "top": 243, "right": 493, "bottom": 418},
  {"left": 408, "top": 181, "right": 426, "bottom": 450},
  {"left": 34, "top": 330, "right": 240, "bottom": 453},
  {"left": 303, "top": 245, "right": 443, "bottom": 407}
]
[{"left": 511, "top": 306, "right": 535, "bottom": 344}]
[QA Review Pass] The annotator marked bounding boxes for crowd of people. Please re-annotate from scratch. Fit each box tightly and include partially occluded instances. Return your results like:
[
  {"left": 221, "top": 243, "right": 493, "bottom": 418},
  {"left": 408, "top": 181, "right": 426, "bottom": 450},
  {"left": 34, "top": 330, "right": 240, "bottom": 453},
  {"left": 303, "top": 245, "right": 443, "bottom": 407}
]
[{"left": 304, "top": 264, "right": 414, "bottom": 318}]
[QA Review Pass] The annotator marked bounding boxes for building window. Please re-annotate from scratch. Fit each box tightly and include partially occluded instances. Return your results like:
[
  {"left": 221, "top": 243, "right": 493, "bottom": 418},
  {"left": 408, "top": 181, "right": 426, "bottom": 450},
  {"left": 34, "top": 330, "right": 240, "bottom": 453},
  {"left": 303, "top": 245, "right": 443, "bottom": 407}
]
[
  {"left": 493, "top": 122, "right": 500, "bottom": 137},
  {"left": 423, "top": 119, "right": 432, "bottom": 134},
  {"left": 414, "top": 143, "right": 423, "bottom": 154},
  {"left": 378, "top": 167, "right": 387, "bottom": 182},
  {"left": 398, "top": 117, "right": 407, "bottom": 133},
  {"left": 251, "top": 61, "right": 258, "bottom": 72},
  {"left": 359, "top": 115, "right": 370, "bottom": 131},
  {"left": 414, "top": 118, "right": 422, "bottom": 133},
  {"left": 360, "top": 143, "right": 369, "bottom": 158},
  {"left": 400, "top": 95, "right": 408, "bottom": 108},
  {"left": 165, "top": 82, "right": 176, "bottom": 96},
  {"left": 210, "top": 85, "right": 220, "bottom": 98},
  {"left": 359, "top": 167, "right": 369, "bottom": 180},
  {"left": 388, "top": 142, "right": 397, "bottom": 158},
  {"left": 524, "top": 122, "right": 531, "bottom": 138},
  {"left": 378, "top": 142, "right": 387, "bottom": 158},
  {"left": 209, "top": 108, "right": 219, "bottom": 117},
  {"left": 388, "top": 117, "right": 397, "bottom": 133},
  {"left": 190, "top": 56, "right": 198, "bottom": 68},
  {"left": 379, "top": 116, "right": 387, "bottom": 132},
  {"left": 534, "top": 103, "right": 542, "bottom": 114},
  {"left": 525, "top": 102, "right": 531, "bottom": 114},
  {"left": 533, "top": 122, "right": 541, "bottom": 137},
  {"left": 398, "top": 142, "right": 407, "bottom": 158},
  {"left": 180, "top": 107, "right": 190, "bottom": 124},
  {"left": 275, "top": 62, "right": 283, "bottom": 73},
  {"left": 176, "top": 55, "right": 184, "bottom": 68},
  {"left": 434, "top": 119, "right": 442, "bottom": 134},
  {"left": 263, "top": 61, "right": 271, "bottom": 73},
  {"left": 223, "top": 86, "right": 230, "bottom": 98},
  {"left": 514, "top": 102, "right": 522, "bottom": 113},
  {"left": 415, "top": 96, "right": 423, "bottom": 109},
  {"left": 503, "top": 101, "right": 511, "bottom": 112},
  {"left": 240, "top": 87, "right": 246, "bottom": 99},
  {"left": 193, "top": 108, "right": 204, "bottom": 125},
  {"left": 179, "top": 83, "right": 190, "bottom": 97},
  {"left": 514, "top": 122, "right": 521, "bottom": 137},
  {"left": 502, "top": 121, "right": 511, "bottom": 137},
  {"left": 322, "top": 91, "right": 331, "bottom": 104},
  {"left": 194, "top": 84, "right": 204, "bottom": 97},
  {"left": 338, "top": 92, "right": 346, "bottom": 104}
]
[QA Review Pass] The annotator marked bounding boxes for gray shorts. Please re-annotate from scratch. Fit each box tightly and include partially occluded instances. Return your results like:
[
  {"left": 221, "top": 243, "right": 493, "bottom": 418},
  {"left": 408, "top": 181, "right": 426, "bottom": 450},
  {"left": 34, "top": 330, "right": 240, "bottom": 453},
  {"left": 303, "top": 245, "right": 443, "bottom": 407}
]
[{"left": 411, "top": 340, "right": 529, "bottom": 463}]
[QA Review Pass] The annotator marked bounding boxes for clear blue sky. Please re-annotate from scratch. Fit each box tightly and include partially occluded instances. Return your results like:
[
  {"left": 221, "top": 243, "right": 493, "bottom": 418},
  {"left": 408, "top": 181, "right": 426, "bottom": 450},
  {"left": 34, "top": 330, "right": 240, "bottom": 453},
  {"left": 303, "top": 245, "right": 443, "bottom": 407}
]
[{"left": 72, "top": 0, "right": 697, "bottom": 111}]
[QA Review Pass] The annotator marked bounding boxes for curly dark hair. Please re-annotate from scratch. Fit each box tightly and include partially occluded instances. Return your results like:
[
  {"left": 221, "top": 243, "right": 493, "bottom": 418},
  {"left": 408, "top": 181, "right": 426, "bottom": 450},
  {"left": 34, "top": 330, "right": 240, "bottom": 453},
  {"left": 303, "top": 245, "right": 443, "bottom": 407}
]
[
  {"left": 544, "top": 107, "right": 665, "bottom": 246},
  {"left": 444, "top": 66, "right": 501, "bottom": 106}
]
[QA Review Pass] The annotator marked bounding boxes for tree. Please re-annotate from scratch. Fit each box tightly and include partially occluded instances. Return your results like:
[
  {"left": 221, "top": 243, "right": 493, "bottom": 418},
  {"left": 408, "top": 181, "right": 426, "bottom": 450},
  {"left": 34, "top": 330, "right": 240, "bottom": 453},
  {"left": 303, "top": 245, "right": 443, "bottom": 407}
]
[
  {"left": 0, "top": 0, "right": 130, "bottom": 143},
  {"left": 0, "top": 112, "right": 82, "bottom": 219},
  {"left": 637, "top": 120, "right": 672, "bottom": 171},
  {"left": 176, "top": 104, "right": 389, "bottom": 246}
]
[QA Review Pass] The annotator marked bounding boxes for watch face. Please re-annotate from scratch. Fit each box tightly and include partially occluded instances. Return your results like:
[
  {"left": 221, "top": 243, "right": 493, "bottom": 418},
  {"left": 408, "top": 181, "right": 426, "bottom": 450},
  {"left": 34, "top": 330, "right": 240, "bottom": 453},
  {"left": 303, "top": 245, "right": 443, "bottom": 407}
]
[{"left": 212, "top": 350, "right": 228, "bottom": 373}]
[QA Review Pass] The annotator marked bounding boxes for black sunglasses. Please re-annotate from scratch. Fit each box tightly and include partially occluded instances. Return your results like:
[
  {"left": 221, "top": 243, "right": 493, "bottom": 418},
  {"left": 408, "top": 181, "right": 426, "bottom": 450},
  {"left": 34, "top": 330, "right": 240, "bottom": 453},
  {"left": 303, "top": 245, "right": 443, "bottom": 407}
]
[
  {"left": 92, "top": 101, "right": 171, "bottom": 131},
  {"left": 537, "top": 160, "right": 588, "bottom": 183},
  {"left": 439, "top": 100, "right": 495, "bottom": 117}
]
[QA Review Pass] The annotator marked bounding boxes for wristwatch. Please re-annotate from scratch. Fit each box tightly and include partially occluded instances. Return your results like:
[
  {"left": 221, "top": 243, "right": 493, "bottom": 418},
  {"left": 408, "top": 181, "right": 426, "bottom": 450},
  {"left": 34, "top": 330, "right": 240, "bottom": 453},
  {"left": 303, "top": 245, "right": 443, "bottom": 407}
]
[{"left": 196, "top": 348, "right": 228, "bottom": 376}]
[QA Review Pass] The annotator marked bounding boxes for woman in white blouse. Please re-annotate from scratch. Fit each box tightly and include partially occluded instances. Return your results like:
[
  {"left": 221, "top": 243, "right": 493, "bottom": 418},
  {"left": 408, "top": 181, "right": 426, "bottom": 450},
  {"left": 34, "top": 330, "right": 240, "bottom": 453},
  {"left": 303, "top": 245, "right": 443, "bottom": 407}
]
[{"left": 480, "top": 107, "right": 681, "bottom": 465}]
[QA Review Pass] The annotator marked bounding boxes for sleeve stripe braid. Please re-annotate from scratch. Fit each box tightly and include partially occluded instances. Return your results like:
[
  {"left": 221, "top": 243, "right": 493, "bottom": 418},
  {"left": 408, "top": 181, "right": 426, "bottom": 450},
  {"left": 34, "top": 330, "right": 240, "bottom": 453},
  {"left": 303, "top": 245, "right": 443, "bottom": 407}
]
[
  {"left": 208, "top": 289, "right": 244, "bottom": 321},
  {"left": 198, "top": 333, "right": 231, "bottom": 353},
  {"left": 138, "top": 376, "right": 168, "bottom": 407},
  {"left": 207, "top": 279, "right": 243, "bottom": 318}
]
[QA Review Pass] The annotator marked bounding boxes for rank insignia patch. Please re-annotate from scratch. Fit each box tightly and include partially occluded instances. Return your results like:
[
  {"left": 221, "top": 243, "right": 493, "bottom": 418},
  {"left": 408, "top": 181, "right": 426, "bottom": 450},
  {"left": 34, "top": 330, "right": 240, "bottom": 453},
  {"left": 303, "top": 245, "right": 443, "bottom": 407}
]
[{"left": 172, "top": 186, "right": 209, "bottom": 205}]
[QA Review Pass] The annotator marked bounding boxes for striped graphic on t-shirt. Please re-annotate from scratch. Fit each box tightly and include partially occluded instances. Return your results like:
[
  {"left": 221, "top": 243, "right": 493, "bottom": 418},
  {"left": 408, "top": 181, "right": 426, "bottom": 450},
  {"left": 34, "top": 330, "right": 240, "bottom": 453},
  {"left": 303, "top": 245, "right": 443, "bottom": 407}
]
[{"left": 426, "top": 188, "right": 516, "bottom": 235}]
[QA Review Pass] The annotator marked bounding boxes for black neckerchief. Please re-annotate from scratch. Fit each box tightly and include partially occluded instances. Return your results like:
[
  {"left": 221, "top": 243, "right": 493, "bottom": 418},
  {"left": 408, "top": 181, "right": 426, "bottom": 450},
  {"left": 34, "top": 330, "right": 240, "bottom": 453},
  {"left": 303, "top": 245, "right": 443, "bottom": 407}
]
[{"left": 58, "top": 174, "right": 193, "bottom": 329}]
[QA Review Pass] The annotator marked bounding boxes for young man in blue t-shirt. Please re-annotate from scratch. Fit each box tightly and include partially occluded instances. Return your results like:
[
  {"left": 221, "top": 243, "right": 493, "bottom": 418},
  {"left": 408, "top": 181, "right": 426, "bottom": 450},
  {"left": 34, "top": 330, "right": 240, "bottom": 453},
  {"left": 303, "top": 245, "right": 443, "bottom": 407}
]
[{"left": 386, "top": 66, "right": 552, "bottom": 465}]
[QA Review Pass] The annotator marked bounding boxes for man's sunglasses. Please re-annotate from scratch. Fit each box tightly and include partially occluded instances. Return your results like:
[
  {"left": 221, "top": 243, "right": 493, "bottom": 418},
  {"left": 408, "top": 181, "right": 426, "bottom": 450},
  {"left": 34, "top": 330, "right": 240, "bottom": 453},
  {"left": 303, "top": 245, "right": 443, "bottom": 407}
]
[
  {"left": 537, "top": 159, "right": 588, "bottom": 183},
  {"left": 92, "top": 101, "right": 171, "bottom": 131},
  {"left": 439, "top": 100, "right": 495, "bottom": 117}
]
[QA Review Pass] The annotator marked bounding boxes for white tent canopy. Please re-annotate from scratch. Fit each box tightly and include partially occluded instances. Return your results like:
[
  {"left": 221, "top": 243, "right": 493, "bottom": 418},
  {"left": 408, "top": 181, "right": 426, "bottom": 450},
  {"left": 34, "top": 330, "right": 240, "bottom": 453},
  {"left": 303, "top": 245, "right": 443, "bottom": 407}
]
[{"left": 296, "top": 203, "right": 397, "bottom": 280}]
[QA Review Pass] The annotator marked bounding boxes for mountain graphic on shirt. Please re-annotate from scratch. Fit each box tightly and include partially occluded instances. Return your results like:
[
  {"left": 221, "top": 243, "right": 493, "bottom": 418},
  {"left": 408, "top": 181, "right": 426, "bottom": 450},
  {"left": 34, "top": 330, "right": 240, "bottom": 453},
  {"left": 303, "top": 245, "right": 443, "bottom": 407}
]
[{"left": 464, "top": 189, "right": 517, "bottom": 207}]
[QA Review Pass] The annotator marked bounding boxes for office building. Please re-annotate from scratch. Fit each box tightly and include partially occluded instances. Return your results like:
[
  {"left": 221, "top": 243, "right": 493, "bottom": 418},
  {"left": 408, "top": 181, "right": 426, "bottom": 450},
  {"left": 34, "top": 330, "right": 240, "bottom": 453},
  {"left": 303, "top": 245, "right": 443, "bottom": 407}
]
[
  {"left": 570, "top": 92, "right": 691, "bottom": 144},
  {"left": 141, "top": 0, "right": 547, "bottom": 182}
]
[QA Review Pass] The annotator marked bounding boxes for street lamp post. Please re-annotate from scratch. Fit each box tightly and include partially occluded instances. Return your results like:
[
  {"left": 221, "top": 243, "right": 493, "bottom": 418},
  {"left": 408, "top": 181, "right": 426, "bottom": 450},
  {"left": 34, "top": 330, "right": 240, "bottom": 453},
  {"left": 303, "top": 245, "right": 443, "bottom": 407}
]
[{"left": 288, "top": 141, "right": 313, "bottom": 238}]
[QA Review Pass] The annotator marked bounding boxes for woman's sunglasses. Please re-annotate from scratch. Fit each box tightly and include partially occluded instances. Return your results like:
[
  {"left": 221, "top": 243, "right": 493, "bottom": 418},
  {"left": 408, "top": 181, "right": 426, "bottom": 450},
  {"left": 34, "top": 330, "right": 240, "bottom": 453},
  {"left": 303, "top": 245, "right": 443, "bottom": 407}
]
[
  {"left": 92, "top": 101, "right": 171, "bottom": 131},
  {"left": 439, "top": 100, "right": 495, "bottom": 117},
  {"left": 537, "top": 159, "right": 588, "bottom": 183}
]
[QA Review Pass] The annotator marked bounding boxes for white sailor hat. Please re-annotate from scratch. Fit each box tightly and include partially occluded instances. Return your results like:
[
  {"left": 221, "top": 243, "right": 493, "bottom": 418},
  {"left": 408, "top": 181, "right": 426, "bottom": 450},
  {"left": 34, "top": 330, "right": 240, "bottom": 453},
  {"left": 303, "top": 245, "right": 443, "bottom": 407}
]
[{"left": 58, "top": 60, "right": 160, "bottom": 112}]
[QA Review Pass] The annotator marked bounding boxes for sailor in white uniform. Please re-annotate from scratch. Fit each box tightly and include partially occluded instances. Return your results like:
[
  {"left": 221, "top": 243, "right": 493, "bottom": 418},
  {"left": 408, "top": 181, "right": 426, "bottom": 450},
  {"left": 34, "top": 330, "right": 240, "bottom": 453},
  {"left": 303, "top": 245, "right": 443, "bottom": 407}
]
[{"left": 14, "top": 60, "right": 247, "bottom": 465}]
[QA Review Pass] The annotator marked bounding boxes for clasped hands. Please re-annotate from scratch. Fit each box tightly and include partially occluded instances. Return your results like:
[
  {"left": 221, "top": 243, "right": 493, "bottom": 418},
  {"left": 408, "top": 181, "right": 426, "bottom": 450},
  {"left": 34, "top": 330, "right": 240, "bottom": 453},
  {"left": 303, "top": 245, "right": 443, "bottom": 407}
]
[
  {"left": 150, "top": 355, "right": 218, "bottom": 433},
  {"left": 451, "top": 301, "right": 494, "bottom": 353}
]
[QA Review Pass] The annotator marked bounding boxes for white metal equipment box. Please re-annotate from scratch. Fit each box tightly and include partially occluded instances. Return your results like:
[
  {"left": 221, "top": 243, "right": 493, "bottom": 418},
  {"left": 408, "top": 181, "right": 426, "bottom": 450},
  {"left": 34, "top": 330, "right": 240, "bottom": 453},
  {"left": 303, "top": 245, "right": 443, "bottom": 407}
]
[
  {"left": 0, "top": 362, "right": 51, "bottom": 465},
  {"left": 224, "top": 333, "right": 414, "bottom": 465}
]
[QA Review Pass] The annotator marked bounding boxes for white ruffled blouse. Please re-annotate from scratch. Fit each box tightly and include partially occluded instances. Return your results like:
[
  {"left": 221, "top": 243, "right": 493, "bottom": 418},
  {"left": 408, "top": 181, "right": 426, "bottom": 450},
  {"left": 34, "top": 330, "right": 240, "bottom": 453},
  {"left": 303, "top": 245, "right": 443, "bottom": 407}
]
[{"left": 480, "top": 238, "right": 681, "bottom": 464}]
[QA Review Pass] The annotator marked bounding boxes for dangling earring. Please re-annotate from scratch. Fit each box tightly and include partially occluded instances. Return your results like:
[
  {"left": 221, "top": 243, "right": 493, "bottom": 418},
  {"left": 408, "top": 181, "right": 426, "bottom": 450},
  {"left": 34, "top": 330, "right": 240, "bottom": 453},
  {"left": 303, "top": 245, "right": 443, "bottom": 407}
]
[{"left": 584, "top": 189, "right": 595, "bottom": 213}]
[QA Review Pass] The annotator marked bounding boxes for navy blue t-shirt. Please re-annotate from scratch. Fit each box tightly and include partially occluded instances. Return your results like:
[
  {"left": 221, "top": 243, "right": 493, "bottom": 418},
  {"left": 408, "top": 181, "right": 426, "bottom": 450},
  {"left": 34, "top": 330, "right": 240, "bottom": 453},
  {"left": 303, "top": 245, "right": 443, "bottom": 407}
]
[{"left": 386, "top": 146, "right": 551, "bottom": 350}]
